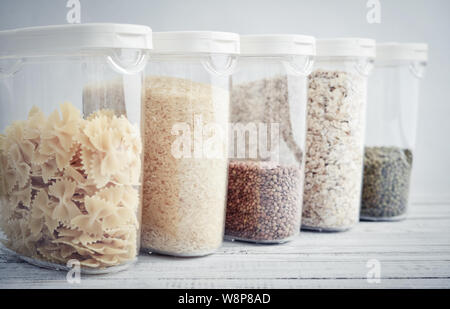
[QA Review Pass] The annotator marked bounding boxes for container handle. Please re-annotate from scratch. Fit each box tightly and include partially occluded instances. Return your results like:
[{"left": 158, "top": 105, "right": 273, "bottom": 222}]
[
  {"left": 202, "top": 55, "right": 238, "bottom": 76},
  {"left": 283, "top": 55, "right": 314, "bottom": 76},
  {"left": 107, "top": 49, "right": 148, "bottom": 75},
  {"left": 355, "top": 58, "right": 374, "bottom": 77},
  {"left": 409, "top": 61, "right": 426, "bottom": 79},
  {"left": 0, "top": 59, "right": 23, "bottom": 78}
]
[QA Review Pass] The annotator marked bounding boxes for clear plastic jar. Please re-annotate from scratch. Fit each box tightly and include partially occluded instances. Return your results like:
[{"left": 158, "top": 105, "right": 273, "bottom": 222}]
[
  {"left": 302, "top": 38, "right": 375, "bottom": 232},
  {"left": 141, "top": 31, "right": 239, "bottom": 256},
  {"left": 361, "top": 43, "right": 428, "bottom": 221},
  {"left": 0, "top": 24, "right": 152, "bottom": 273},
  {"left": 225, "top": 35, "right": 315, "bottom": 243}
]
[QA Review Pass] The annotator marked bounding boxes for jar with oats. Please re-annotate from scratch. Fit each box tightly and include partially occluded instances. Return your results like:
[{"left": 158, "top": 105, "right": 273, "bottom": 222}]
[
  {"left": 226, "top": 35, "right": 315, "bottom": 243},
  {"left": 302, "top": 38, "right": 375, "bottom": 232},
  {"left": 141, "top": 31, "right": 239, "bottom": 256},
  {"left": 362, "top": 43, "right": 428, "bottom": 221},
  {"left": 0, "top": 24, "right": 152, "bottom": 273}
]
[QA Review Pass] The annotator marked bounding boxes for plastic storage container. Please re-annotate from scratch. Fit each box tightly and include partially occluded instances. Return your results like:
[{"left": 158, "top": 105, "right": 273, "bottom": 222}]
[
  {"left": 302, "top": 38, "right": 375, "bottom": 232},
  {"left": 141, "top": 31, "right": 239, "bottom": 256},
  {"left": 361, "top": 43, "right": 428, "bottom": 221},
  {"left": 0, "top": 24, "right": 152, "bottom": 273},
  {"left": 225, "top": 35, "right": 315, "bottom": 243}
]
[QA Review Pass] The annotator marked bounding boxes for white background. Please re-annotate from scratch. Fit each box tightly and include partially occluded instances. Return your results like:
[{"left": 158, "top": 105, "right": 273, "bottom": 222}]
[{"left": 0, "top": 0, "right": 449, "bottom": 204}]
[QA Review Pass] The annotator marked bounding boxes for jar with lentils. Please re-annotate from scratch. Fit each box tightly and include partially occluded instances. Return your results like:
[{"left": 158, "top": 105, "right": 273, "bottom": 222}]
[
  {"left": 226, "top": 34, "right": 315, "bottom": 243},
  {"left": 361, "top": 43, "right": 428, "bottom": 221}
]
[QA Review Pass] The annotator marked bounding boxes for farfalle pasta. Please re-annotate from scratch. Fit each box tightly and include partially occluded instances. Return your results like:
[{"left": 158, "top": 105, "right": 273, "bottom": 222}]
[
  {"left": 0, "top": 103, "right": 142, "bottom": 270},
  {"left": 79, "top": 113, "right": 141, "bottom": 188}
]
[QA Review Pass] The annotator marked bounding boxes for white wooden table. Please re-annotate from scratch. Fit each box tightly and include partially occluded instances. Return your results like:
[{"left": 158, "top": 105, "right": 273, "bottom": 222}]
[{"left": 1, "top": 203, "right": 449, "bottom": 289}]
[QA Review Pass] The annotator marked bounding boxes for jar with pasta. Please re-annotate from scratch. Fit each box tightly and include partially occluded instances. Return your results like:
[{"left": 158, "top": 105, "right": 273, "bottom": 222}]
[
  {"left": 0, "top": 24, "right": 152, "bottom": 273},
  {"left": 302, "top": 38, "right": 375, "bottom": 232},
  {"left": 141, "top": 31, "right": 239, "bottom": 256},
  {"left": 226, "top": 34, "right": 315, "bottom": 243}
]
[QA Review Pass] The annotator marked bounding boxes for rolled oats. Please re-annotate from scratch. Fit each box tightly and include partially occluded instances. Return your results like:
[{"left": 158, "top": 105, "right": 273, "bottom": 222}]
[{"left": 302, "top": 69, "right": 367, "bottom": 231}]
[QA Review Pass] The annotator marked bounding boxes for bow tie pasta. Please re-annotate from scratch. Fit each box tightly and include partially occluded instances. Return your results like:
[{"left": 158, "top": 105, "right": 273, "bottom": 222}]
[{"left": 0, "top": 103, "right": 142, "bottom": 269}]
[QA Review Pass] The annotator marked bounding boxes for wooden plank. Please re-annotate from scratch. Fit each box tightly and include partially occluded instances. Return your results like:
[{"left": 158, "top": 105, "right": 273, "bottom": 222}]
[
  {"left": 0, "top": 203, "right": 449, "bottom": 289},
  {"left": 1, "top": 254, "right": 450, "bottom": 285},
  {"left": 2, "top": 277, "right": 450, "bottom": 289}
]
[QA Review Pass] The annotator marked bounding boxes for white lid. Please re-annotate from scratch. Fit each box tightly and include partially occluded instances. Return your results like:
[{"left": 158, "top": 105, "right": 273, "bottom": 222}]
[
  {"left": 316, "top": 38, "right": 376, "bottom": 58},
  {"left": 0, "top": 23, "right": 153, "bottom": 58},
  {"left": 152, "top": 31, "right": 240, "bottom": 54},
  {"left": 240, "top": 34, "right": 316, "bottom": 56},
  {"left": 376, "top": 42, "right": 428, "bottom": 62}
]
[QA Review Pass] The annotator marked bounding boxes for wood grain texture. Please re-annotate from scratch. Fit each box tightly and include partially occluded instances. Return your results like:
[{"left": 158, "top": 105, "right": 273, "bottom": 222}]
[{"left": 1, "top": 203, "right": 449, "bottom": 289}]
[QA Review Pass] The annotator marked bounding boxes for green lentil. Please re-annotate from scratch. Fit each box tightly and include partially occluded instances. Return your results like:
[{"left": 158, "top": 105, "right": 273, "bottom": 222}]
[{"left": 361, "top": 146, "right": 413, "bottom": 220}]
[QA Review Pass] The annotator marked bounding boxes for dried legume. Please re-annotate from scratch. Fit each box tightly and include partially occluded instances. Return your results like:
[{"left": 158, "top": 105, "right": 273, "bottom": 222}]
[{"left": 361, "top": 146, "right": 413, "bottom": 220}]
